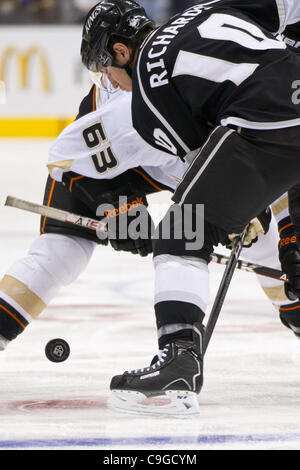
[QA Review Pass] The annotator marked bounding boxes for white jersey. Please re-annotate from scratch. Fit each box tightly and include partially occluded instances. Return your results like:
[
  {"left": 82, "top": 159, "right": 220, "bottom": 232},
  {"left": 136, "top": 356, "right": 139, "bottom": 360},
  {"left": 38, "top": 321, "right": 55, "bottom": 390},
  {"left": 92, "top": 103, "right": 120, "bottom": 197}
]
[
  {"left": 281, "top": 0, "right": 300, "bottom": 31},
  {"left": 47, "top": 90, "right": 187, "bottom": 192}
]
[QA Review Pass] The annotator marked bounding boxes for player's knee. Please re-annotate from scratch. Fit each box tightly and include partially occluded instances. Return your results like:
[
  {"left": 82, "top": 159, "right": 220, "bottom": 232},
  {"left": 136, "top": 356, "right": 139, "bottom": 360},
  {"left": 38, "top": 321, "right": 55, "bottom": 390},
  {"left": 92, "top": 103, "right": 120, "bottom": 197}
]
[
  {"left": 0, "top": 234, "right": 96, "bottom": 343},
  {"left": 6, "top": 234, "right": 96, "bottom": 304},
  {"left": 28, "top": 234, "right": 95, "bottom": 286}
]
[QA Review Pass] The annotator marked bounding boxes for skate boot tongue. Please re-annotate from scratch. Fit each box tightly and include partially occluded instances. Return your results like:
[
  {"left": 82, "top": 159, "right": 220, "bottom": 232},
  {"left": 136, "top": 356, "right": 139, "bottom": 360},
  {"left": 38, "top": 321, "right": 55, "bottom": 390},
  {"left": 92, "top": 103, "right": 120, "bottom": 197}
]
[
  {"left": 150, "top": 340, "right": 195, "bottom": 367},
  {"left": 150, "top": 344, "right": 171, "bottom": 367},
  {"left": 128, "top": 345, "right": 171, "bottom": 375}
]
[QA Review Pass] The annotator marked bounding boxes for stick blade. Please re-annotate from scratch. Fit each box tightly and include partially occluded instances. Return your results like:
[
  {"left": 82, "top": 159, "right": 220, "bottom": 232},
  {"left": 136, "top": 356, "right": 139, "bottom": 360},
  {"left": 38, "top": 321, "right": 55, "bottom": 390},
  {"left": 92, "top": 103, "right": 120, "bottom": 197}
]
[
  {"left": 5, "top": 195, "right": 17, "bottom": 207},
  {"left": 4, "top": 195, "right": 67, "bottom": 222},
  {"left": 4, "top": 195, "right": 107, "bottom": 232}
]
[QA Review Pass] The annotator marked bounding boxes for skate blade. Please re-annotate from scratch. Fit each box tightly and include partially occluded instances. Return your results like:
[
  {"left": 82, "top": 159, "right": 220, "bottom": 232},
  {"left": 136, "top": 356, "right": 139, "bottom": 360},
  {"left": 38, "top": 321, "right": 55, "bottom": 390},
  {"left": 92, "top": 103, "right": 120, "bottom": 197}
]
[{"left": 108, "top": 390, "right": 200, "bottom": 418}]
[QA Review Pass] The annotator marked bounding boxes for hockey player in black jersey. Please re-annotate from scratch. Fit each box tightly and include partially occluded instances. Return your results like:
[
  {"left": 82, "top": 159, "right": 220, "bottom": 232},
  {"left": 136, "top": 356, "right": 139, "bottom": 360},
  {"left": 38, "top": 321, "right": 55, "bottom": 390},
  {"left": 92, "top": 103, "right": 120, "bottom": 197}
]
[{"left": 80, "top": 0, "right": 300, "bottom": 414}]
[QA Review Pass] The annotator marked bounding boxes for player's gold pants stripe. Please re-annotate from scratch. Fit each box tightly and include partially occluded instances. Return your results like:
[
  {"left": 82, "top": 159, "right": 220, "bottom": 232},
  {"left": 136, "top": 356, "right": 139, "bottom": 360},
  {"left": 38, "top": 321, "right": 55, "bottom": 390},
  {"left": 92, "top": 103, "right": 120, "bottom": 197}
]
[
  {"left": 271, "top": 196, "right": 288, "bottom": 217},
  {"left": 261, "top": 285, "right": 287, "bottom": 303},
  {"left": 0, "top": 275, "right": 46, "bottom": 318}
]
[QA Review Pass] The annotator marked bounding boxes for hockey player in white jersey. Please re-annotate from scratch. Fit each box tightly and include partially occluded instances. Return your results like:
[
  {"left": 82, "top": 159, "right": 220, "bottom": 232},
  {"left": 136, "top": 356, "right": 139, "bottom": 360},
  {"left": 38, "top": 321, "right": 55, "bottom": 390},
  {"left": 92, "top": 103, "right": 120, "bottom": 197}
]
[
  {"left": 0, "top": 81, "right": 187, "bottom": 350},
  {"left": 79, "top": 0, "right": 300, "bottom": 415}
]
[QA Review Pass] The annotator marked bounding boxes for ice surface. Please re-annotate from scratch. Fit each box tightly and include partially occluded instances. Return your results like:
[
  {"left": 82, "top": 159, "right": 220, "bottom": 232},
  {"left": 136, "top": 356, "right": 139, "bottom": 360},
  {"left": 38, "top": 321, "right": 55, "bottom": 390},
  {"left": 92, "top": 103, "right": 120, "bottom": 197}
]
[{"left": 0, "top": 139, "right": 300, "bottom": 450}]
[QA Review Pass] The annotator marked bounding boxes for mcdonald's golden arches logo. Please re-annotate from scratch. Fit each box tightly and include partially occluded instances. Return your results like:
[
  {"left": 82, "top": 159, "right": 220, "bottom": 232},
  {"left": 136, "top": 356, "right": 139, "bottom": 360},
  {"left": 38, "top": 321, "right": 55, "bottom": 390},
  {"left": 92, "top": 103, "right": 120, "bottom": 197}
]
[
  {"left": 0, "top": 80, "right": 5, "bottom": 103},
  {"left": 0, "top": 46, "right": 51, "bottom": 92}
]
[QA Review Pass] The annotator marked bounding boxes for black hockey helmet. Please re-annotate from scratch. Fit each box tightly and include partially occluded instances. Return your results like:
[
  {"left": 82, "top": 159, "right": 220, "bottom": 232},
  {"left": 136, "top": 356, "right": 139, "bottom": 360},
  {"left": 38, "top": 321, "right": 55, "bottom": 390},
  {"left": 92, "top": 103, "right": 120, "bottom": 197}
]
[{"left": 81, "top": 0, "right": 154, "bottom": 72}]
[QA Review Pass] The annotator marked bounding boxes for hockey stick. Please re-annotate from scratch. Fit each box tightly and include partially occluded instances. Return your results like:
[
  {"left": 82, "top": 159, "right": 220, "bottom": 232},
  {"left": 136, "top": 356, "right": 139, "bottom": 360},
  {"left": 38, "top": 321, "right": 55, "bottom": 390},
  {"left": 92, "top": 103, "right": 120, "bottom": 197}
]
[
  {"left": 203, "top": 229, "right": 248, "bottom": 354},
  {"left": 5, "top": 195, "right": 107, "bottom": 233},
  {"left": 210, "top": 252, "right": 286, "bottom": 283},
  {"left": 5, "top": 195, "right": 286, "bottom": 282}
]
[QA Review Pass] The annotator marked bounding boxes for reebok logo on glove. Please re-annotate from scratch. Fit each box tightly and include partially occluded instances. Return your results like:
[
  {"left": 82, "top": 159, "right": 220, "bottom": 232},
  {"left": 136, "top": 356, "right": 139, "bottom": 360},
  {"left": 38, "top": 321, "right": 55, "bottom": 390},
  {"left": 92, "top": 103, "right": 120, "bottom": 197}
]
[
  {"left": 279, "top": 236, "right": 297, "bottom": 248},
  {"left": 104, "top": 196, "right": 144, "bottom": 219}
]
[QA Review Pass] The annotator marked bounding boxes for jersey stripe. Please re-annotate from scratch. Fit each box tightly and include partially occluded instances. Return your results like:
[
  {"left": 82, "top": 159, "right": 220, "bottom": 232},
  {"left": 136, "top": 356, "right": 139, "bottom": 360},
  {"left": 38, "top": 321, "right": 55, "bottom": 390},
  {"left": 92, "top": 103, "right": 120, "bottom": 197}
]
[
  {"left": 178, "top": 128, "right": 234, "bottom": 205},
  {"left": 136, "top": 30, "right": 191, "bottom": 155},
  {"left": 131, "top": 168, "right": 164, "bottom": 192},
  {"left": 69, "top": 175, "right": 85, "bottom": 192},
  {"left": 92, "top": 85, "right": 97, "bottom": 112},
  {"left": 221, "top": 116, "right": 300, "bottom": 129},
  {"left": 41, "top": 179, "right": 56, "bottom": 234},
  {"left": 0, "top": 304, "right": 26, "bottom": 330}
]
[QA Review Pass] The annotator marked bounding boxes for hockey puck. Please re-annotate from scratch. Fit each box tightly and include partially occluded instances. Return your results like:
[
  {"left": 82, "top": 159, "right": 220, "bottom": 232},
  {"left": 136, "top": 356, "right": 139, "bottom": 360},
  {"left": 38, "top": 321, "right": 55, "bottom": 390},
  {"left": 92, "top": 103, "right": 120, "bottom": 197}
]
[{"left": 45, "top": 339, "right": 70, "bottom": 363}]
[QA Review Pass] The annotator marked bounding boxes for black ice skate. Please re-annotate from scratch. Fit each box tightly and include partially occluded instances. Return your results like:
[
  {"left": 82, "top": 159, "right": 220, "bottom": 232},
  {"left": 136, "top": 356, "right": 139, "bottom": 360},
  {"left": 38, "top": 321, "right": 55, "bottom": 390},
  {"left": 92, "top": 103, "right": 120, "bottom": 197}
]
[{"left": 108, "top": 323, "right": 204, "bottom": 417}]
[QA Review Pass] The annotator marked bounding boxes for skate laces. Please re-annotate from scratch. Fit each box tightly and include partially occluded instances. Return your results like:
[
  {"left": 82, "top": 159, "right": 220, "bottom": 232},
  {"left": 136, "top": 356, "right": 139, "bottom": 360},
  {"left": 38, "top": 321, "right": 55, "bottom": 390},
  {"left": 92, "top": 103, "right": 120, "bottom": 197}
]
[{"left": 128, "top": 345, "right": 170, "bottom": 374}]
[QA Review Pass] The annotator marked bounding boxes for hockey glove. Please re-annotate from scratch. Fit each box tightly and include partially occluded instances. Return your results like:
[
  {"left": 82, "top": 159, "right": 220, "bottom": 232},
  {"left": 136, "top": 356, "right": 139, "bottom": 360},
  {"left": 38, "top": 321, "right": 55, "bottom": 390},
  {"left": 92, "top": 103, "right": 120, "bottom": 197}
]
[
  {"left": 225, "top": 207, "right": 271, "bottom": 249},
  {"left": 105, "top": 193, "right": 154, "bottom": 257},
  {"left": 279, "top": 219, "right": 300, "bottom": 301},
  {"left": 62, "top": 172, "right": 154, "bottom": 257}
]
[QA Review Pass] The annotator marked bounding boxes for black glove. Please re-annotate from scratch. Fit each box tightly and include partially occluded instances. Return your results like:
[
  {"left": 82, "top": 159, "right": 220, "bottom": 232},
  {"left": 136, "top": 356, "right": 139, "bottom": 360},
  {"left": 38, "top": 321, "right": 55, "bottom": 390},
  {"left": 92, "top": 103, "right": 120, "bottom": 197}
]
[
  {"left": 106, "top": 193, "right": 154, "bottom": 257},
  {"left": 62, "top": 172, "right": 154, "bottom": 257},
  {"left": 224, "top": 207, "right": 271, "bottom": 249},
  {"left": 279, "top": 219, "right": 300, "bottom": 301},
  {"left": 110, "top": 237, "right": 152, "bottom": 257}
]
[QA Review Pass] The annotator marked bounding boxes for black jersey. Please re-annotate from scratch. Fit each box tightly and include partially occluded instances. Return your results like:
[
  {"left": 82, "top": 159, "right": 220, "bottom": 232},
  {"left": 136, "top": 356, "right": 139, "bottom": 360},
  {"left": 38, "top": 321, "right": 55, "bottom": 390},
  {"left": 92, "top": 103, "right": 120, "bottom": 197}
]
[
  {"left": 132, "top": 3, "right": 300, "bottom": 158},
  {"left": 188, "top": 0, "right": 300, "bottom": 33},
  {"left": 188, "top": 0, "right": 281, "bottom": 33}
]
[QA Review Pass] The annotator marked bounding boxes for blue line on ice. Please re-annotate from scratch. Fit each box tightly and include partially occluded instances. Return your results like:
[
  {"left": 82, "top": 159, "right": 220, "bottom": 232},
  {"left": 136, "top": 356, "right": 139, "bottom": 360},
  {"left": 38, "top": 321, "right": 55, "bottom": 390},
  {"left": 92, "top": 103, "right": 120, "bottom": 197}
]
[{"left": 1, "top": 433, "right": 300, "bottom": 448}]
